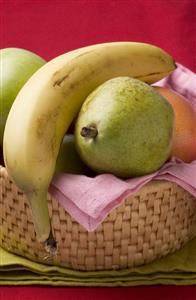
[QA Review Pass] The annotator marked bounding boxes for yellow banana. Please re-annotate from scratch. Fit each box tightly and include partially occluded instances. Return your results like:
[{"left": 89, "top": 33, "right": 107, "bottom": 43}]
[{"left": 3, "top": 42, "right": 176, "bottom": 252}]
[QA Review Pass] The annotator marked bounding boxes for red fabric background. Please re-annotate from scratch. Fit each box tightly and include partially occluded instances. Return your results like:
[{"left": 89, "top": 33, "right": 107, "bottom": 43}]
[
  {"left": 0, "top": 0, "right": 196, "bottom": 299},
  {"left": 1, "top": 0, "right": 196, "bottom": 72}
]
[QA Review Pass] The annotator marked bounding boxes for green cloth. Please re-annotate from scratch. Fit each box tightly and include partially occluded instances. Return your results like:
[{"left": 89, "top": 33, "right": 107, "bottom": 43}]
[{"left": 0, "top": 238, "right": 196, "bottom": 286}]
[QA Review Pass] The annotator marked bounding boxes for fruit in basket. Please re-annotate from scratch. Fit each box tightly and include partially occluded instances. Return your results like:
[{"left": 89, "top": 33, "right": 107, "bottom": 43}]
[
  {"left": 3, "top": 42, "right": 176, "bottom": 249},
  {"left": 75, "top": 77, "right": 174, "bottom": 178},
  {"left": 154, "top": 86, "right": 196, "bottom": 163},
  {"left": 55, "top": 134, "right": 87, "bottom": 174},
  {"left": 0, "top": 48, "right": 46, "bottom": 146}
]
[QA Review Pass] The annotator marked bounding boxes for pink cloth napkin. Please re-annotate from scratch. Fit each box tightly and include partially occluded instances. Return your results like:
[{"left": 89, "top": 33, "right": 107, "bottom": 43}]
[
  {"left": 155, "top": 63, "right": 196, "bottom": 109},
  {"left": 49, "top": 64, "right": 196, "bottom": 231}
]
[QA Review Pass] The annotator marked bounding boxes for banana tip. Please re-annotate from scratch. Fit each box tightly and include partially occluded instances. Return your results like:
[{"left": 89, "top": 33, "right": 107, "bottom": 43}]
[{"left": 44, "top": 231, "right": 57, "bottom": 256}]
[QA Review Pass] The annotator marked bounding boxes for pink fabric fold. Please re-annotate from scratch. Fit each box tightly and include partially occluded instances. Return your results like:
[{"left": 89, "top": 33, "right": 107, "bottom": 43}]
[
  {"left": 49, "top": 64, "right": 196, "bottom": 231},
  {"left": 155, "top": 63, "right": 196, "bottom": 109}
]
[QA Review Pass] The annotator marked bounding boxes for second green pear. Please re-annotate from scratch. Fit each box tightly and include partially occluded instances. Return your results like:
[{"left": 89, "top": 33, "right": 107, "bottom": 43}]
[
  {"left": 55, "top": 134, "right": 88, "bottom": 175},
  {"left": 75, "top": 77, "right": 174, "bottom": 178}
]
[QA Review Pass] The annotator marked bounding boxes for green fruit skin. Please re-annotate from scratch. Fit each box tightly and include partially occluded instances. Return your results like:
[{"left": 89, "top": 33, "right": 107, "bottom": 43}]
[
  {"left": 55, "top": 134, "right": 88, "bottom": 175},
  {"left": 75, "top": 77, "right": 174, "bottom": 178},
  {"left": 0, "top": 48, "right": 46, "bottom": 146}
]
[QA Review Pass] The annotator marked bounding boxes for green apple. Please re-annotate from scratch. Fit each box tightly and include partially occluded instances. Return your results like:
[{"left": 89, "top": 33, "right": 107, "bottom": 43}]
[{"left": 0, "top": 47, "right": 46, "bottom": 146}]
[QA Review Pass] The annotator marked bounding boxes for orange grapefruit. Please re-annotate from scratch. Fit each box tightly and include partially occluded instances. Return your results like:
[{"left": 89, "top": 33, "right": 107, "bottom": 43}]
[{"left": 154, "top": 86, "right": 196, "bottom": 163}]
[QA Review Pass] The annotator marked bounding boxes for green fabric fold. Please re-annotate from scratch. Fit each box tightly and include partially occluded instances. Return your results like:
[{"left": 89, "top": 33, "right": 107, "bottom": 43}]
[{"left": 0, "top": 238, "right": 196, "bottom": 286}]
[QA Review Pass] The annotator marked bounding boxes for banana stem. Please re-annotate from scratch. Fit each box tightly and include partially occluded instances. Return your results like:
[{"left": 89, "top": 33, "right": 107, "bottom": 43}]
[{"left": 26, "top": 189, "right": 56, "bottom": 254}]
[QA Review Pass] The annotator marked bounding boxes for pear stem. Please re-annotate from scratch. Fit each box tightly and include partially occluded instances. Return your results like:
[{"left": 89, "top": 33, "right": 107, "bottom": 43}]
[{"left": 80, "top": 125, "right": 98, "bottom": 139}]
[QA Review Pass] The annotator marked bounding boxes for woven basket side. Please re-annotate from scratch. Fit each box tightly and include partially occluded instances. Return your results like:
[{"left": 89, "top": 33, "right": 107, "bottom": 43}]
[{"left": 1, "top": 166, "right": 196, "bottom": 271}]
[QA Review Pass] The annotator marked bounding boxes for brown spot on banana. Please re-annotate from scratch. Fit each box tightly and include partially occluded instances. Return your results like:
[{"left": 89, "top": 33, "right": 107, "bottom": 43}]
[
  {"left": 53, "top": 74, "right": 70, "bottom": 87},
  {"left": 52, "top": 50, "right": 97, "bottom": 88},
  {"left": 36, "top": 107, "right": 61, "bottom": 158},
  {"left": 134, "top": 70, "right": 171, "bottom": 79}
]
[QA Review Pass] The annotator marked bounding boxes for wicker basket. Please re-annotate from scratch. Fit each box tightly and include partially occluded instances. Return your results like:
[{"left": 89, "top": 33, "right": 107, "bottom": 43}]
[{"left": 0, "top": 165, "right": 196, "bottom": 271}]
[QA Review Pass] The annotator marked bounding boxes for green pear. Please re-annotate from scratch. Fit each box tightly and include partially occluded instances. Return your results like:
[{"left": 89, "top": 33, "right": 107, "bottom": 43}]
[
  {"left": 75, "top": 77, "right": 174, "bottom": 178},
  {"left": 0, "top": 48, "right": 46, "bottom": 146},
  {"left": 55, "top": 134, "right": 88, "bottom": 175}
]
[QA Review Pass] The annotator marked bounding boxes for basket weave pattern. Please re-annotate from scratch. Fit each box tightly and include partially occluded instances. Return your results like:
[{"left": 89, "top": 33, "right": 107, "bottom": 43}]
[{"left": 0, "top": 166, "right": 196, "bottom": 271}]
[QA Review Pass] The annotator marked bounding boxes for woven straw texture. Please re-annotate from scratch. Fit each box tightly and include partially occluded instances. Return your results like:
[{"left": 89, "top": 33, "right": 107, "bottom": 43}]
[{"left": 0, "top": 166, "right": 196, "bottom": 271}]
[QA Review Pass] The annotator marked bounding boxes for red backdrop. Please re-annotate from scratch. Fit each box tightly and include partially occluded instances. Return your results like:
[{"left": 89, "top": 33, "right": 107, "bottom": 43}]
[
  {"left": 1, "top": 0, "right": 196, "bottom": 299},
  {"left": 1, "top": 0, "right": 196, "bottom": 72}
]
